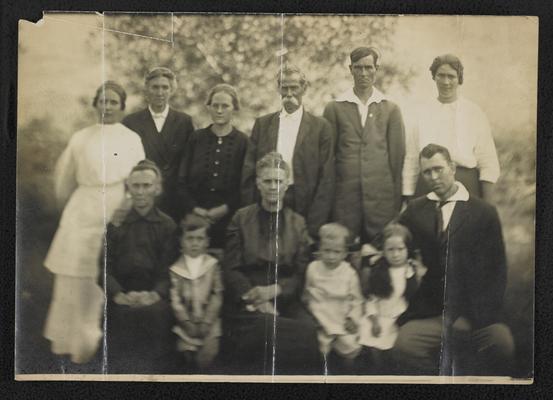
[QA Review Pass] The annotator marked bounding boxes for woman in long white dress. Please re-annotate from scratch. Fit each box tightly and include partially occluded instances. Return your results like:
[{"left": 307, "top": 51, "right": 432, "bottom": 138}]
[{"left": 43, "top": 81, "right": 145, "bottom": 363}]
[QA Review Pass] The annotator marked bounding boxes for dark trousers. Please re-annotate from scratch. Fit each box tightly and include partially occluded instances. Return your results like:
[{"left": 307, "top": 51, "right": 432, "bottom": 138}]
[{"left": 392, "top": 317, "right": 515, "bottom": 376}]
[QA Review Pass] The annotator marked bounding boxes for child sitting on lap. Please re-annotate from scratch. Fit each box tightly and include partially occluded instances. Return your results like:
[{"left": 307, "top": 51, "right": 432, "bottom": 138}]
[
  {"left": 359, "top": 223, "right": 426, "bottom": 370},
  {"left": 170, "top": 214, "right": 223, "bottom": 371},
  {"left": 302, "top": 223, "right": 364, "bottom": 370}
]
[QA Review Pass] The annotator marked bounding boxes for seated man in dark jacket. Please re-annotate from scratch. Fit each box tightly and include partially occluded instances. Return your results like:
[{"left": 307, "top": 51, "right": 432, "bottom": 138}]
[
  {"left": 101, "top": 160, "right": 179, "bottom": 373},
  {"left": 393, "top": 144, "right": 514, "bottom": 376}
]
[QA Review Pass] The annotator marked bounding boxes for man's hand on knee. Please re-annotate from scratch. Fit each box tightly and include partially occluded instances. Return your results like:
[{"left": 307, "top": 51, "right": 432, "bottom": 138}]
[{"left": 452, "top": 316, "right": 472, "bottom": 341}]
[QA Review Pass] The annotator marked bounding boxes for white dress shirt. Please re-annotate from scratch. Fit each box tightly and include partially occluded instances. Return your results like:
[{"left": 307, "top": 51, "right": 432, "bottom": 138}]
[
  {"left": 402, "top": 97, "right": 500, "bottom": 195},
  {"left": 277, "top": 106, "right": 303, "bottom": 183},
  {"left": 148, "top": 105, "right": 169, "bottom": 133},
  {"left": 335, "top": 87, "right": 387, "bottom": 127},
  {"left": 427, "top": 181, "right": 470, "bottom": 231}
]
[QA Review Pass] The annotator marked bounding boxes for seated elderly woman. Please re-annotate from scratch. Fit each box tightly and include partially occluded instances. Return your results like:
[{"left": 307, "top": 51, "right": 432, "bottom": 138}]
[{"left": 222, "top": 152, "right": 322, "bottom": 375}]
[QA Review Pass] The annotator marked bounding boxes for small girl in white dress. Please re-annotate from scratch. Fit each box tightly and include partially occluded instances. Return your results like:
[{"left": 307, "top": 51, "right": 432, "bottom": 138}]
[{"left": 359, "top": 223, "right": 426, "bottom": 369}]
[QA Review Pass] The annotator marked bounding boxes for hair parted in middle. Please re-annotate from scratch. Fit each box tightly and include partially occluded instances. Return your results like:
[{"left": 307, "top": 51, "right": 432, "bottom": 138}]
[
  {"left": 92, "top": 80, "right": 127, "bottom": 110},
  {"left": 144, "top": 66, "right": 177, "bottom": 88},
  {"left": 255, "top": 151, "right": 291, "bottom": 179},
  {"left": 205, "top": 83, "right": 241, "bottom": 111},
  {"left": 364, "top": 222, "right": 415, "bottom": 299},
  {"left": 129, "top": 159, "right": 163, "bottom": 184},
  {"left": 429, "top": 54, "right": 464, "bottom": 84}
]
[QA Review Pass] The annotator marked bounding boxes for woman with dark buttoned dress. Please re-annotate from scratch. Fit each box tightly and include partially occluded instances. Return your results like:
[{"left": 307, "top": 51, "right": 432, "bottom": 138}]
[
  {"left": 221, "top": 152, "right": 322, "bottom": 375},
  {"left": 177, "top": 84, "right": 248, "bottom": 248}
]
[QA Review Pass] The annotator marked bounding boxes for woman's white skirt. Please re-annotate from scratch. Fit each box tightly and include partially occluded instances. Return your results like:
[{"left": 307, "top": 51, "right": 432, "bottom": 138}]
[
  {"left": 44, "top": 183, "right": 125, "bottom": 278},
  {"left": 43, "top": 275, "right": 104, "bottom": 363}
]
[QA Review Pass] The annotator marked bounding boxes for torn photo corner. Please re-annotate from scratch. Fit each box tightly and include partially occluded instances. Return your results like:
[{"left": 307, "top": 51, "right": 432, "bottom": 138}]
[{"left": 15, "top": 11, "right": 536, "bottom": 383}]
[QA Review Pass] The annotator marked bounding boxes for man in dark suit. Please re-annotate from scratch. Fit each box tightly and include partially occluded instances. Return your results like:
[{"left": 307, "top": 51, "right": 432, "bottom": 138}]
[
  {"left": 241, "top": 65, "right": 334, "bottom": 239},
  {"left": 123, "top": 67, "right": 195, "bottom": 221},
  {"left": 323, "top": 47, "right": 405, "bottom": 243},
  {"left": 394, "top": 144, "right": 514, "bottom": 376}
]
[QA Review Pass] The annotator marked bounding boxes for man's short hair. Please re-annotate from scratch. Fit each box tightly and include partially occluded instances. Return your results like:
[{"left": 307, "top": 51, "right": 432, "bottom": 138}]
[
  {"left": 180, "top": 213, "right": 210, "bottom": 235},
  {"left": 206, "top": 83, "right": 241, "bottom": 111},
  {"left": 276, "top": 64, "right": 308, "bottom": 86},
  {"left": 319, "top": 223, "right": 350, "bottom": 247},
  {"left": 429, "top": 54, "right": 464, "bottom": 84},
  {"left": 419, "top": 143, "right": 453, "bottom": 164},
  {"left": 256, "top": 151, "right": 291, "bottom": 179},
  {"left": 350, "top": 46, "right": 380, "bottom": 66},
  {"left": 145, "top": 67, "right": 177, "bottom": 87},
  {"left": 129, "top": 159, "right": 163, "bottom": 183}
]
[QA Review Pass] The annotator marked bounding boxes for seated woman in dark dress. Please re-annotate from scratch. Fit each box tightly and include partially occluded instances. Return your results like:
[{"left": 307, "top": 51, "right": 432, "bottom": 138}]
[
  {"left": 221, "top": 152, "right": 322, "bottom": 375},
  {"left": 177, "top": 84, "right": 248, "bottom": 248}
]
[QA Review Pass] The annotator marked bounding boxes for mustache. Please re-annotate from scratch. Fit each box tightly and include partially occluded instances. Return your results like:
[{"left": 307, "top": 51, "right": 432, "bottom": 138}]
[{"left": 281, "top": 96, "right": 299, "bottom": 106}]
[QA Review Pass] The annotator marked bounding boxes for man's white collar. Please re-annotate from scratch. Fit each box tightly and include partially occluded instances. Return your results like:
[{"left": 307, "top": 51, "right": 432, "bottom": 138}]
[
  {"left": 279, "top": 106, "right": 304, "bottom": 120},
  {"left": 148, "top": 104, "right": 169, "bottom": 117},
  {"left": 336, "top": 87, "right": 387, "bottom": 105},
  {"left": 427, "top": 181, "right": 470, "bottom": 202}
]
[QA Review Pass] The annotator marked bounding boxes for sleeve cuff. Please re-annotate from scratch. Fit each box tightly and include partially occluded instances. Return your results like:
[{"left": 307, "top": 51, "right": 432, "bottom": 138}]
[{"left": 478, "top": 171, "right": 499, "bottom": 184}]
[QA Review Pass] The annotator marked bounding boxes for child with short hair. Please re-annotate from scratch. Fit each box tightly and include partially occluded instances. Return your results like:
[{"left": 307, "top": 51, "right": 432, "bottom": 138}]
[
  {"left": 302, "top": 223, "right": 364, "bottom": 369},
  {"left": 359, "top": 223, "right": 426, "bottom": 369},
  {"left": 170, "top": 214, "right": 223, "bottom": 371}
]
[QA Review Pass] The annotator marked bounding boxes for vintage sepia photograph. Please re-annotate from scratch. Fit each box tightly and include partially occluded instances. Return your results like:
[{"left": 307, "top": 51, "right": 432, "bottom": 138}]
[{"left": 15, "top": 12, "right": 536, "bottom": 383}]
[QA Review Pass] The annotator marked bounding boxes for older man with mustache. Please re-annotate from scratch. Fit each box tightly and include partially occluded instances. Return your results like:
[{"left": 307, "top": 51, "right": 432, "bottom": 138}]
[{"left": 241, "top": 64, "right": 334, "bottom": 239}]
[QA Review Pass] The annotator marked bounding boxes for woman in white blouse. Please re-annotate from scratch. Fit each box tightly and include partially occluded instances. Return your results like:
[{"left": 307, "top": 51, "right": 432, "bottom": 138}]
[
  {"left": 43, "top": 81, "right": 145, "bottom": 364},
  {"left": 402, "top": 54, "right": 500, "bottom": 201}
]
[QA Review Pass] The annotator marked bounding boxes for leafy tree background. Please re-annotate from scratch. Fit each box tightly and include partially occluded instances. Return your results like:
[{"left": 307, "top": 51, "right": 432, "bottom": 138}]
[
  {"left": 16, "top": 13, "right": 535, "bottom": 377},
  {"left": 102, "top": 14, "right": 413, "bottom": 132}
]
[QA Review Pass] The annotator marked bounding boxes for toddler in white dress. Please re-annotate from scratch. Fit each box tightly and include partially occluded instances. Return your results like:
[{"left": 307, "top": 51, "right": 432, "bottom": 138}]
[{"left": 303, "top": 223, "right": 364, "bottom": 369}]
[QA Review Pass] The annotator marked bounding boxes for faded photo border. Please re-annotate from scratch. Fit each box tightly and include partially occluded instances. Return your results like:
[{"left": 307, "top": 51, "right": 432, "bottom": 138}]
[{"left": 5, "top": 2, "right": 551, "bottom": 392}]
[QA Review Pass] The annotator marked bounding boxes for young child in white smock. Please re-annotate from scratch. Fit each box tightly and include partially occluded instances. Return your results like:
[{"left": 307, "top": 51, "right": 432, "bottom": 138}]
[
  {"left": 303, "top": 223, "right": 364, "bottom": 366},
  {"left": 359, "top": 223, "right": 426, "bottom": 367}
]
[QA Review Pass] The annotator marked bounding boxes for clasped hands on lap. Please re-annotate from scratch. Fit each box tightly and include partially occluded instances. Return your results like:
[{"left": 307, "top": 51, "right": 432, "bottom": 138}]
[
  {"left": 344, "top": 317, "right": 358, "bottom": 334},
  {"left": 113, "top": 291, "right": 161, "bottom": 307},
  {"left": 451, "top": 316, "right": 473, "bottom": 340},
  {"left": 242, "top": 284, "right": 282, "bottom": 315},
  {"left": 193, "top": 205, "right": 229, "bottom": 225},
  {"left": 180, "top": 320, "right": 212, "bottom": 339}
]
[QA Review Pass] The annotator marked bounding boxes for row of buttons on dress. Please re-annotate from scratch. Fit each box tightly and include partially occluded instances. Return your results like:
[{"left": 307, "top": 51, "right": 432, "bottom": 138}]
[{"left": 210, "top": 137, "right": 224, "bottom": 192}]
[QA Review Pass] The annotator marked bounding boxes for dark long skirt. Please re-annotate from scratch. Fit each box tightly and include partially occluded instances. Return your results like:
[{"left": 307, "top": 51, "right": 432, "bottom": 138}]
[
  {"left": 105, "top": 300, "right": 175, "bottom": 374},
  {"left": 221, "top": 304, "right": 323, "bottom": 375},
  {"left": 414, "top": 166, "right": 481, "bottom": 198}
]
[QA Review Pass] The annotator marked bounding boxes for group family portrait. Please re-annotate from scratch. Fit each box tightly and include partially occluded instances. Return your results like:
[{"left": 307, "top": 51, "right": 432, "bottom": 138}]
[{"left": 15, "top": 13, "right": 536, "bottom": 382}]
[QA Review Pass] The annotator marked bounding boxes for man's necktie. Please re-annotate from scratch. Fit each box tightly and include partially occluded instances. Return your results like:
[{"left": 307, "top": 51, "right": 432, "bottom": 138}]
[{"left": 435, "top": 201, "right": 449, "bottom": 239}]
